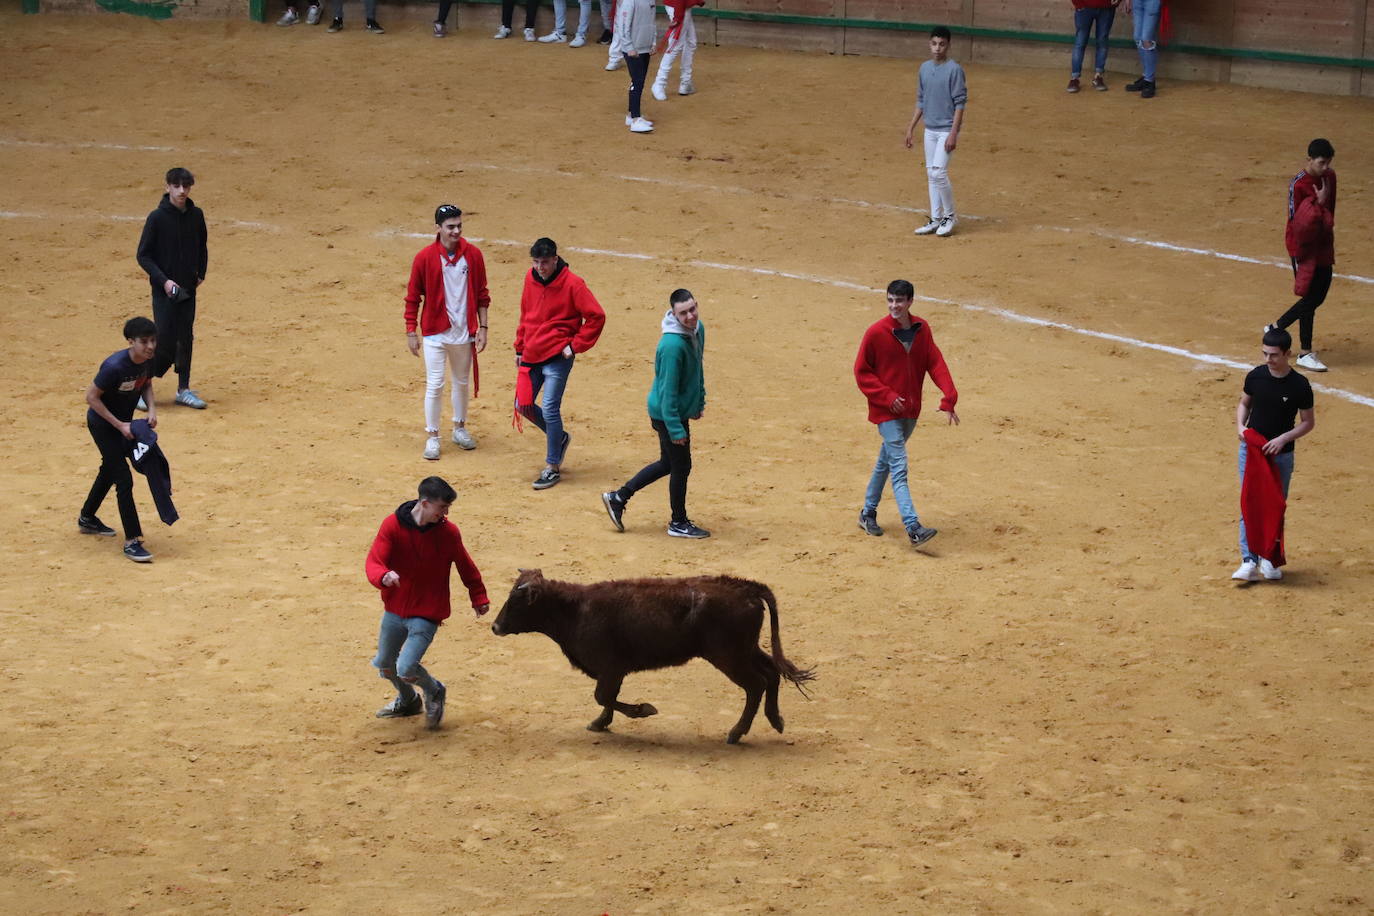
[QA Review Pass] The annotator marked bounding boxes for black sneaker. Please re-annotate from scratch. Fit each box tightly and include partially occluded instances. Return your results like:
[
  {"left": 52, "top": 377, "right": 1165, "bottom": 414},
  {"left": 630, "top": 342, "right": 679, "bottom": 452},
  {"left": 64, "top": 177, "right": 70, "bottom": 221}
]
[
  {"left": 532, "top": 468, "right": 561, "bottom": 490},
  {"left": 667, "top": 520, "right": 710, "bottom": 539},
  {"left": 365, "top": 18, "right": 384, "bottom": 32},
  {"left": 123, "top": 540, "right": 153, "bottom": 563},
  {"left": 907, "top": 524, "right": 938, "bottom": 547},
  {"left": 597, "top": 28, "right": 612, "bottom": 44},
  {"left": 1139, "top": 80, "right": 1156, "bottom": 99},
  {"left": 1124, "top": 76, "right": 1147, "bottom": 92},
  {"left": 858, "top": 510, "right": 883, "bottom": 537},
  {"left": 327, "top": 16, "right": 342, "bottom": 31},
  {"left": 425, "top": 681, "right": 446, "bottom": 730},
  {"left": 376, "top": 694, "right": 423, "bottom": 718},
  {"left": 602, "top": 491, "right": 626, "bottom": 532},
  {"left": 78, "top": 514, "right": 116, "bottom": 537}
]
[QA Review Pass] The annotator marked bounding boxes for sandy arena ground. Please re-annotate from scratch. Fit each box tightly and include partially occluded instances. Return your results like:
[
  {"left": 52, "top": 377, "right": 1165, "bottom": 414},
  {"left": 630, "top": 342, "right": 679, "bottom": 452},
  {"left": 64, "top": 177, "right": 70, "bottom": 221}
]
[{"left": 2, "top": 10, "right": 1373, "bottom": 914}]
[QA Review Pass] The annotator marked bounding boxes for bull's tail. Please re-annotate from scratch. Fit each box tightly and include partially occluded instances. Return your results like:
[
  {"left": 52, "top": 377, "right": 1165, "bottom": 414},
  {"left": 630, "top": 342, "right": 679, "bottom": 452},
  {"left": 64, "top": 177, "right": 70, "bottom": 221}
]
[{"left": 756, "top": 584, "right": 817, "bottom": 699}]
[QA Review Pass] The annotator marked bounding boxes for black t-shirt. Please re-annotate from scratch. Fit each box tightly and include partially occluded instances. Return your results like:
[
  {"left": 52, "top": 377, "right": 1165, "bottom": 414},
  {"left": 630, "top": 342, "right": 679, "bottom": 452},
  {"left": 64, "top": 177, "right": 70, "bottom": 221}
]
[
  {"left": 89, "top": 349, "right": 153, "bottom": 424},
  {"left": 1244, "top": 365, "right": 1314, "bottom": 453}
]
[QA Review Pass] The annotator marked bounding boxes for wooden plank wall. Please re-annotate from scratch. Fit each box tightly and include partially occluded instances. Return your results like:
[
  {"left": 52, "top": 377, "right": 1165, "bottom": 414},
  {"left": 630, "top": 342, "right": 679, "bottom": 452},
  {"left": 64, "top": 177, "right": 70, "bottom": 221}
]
[{"left": 703, "top": 0, "right": 1372, "bottom": 96}]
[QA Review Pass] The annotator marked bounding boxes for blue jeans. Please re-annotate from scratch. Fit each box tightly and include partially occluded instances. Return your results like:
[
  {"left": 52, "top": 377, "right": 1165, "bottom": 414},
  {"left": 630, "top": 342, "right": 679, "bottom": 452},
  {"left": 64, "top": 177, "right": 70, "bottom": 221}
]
[
  {"left": 372, "top": 612, "right": 440, "bottom": 700},
  {"left": 521, "top": 353, "right": 574, "bottom": 466},
  {"left": 1132, "top": 0, "right": 1161, "bottom": 81},
  {"left": 863, "top": 418, "right": 920, "bottom": 531},
  {"left": 1071, "top": 6, "right": 1117, "bottom": 77},
  {"left": 1237, "top": 443, "right": 1294, "bottom": 562}
]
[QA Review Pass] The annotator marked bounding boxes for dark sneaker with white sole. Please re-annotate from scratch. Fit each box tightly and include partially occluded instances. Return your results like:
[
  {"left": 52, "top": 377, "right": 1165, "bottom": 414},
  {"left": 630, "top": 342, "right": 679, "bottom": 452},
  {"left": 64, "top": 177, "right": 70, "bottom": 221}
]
[
  {"left": 907, "top": 525, "right": 938, "bottom": 547},
  {"left": 425, "top": 681, "right": 446, "bottom": 730},
  {"left": 667, "top": 520, "right": 710, "bottom": 539},
  {"left": 532, "top": 468, "right": 561, "bottom": 490},
  {"left": 123, "top": 541, "right": 153, "bottom": 562},
  {"left": 78, "top": 514, "right": 116, "bottom": 536},
  {"left": 858, "top": 510, "right": 883, "bottom": 537},
  {"left": 602, "top": 492, "right": 627, "bottom": 531},
  {"left": 376, "top": 694, "right": 423, "bottom": 718}
]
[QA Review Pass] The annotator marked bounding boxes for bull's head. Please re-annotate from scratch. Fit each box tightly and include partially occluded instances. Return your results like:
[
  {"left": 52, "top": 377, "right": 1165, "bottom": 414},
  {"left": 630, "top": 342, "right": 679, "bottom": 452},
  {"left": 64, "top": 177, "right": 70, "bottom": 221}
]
[{"left": 491, "top": 568, "right": 545, "bottom": 636}]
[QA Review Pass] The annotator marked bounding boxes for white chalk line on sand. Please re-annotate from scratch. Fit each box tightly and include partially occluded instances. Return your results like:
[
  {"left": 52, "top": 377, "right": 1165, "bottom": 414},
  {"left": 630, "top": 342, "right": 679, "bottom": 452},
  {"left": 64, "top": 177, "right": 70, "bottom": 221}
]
[
  {"left": 15, "top": 135, "right": 1373, "bottom": 283},
  {"left": 0, "top": 209, "right": 278, "bottom": 232},
  {"left": 379, "top": 229, "right": 1374, "bottom": 411}
]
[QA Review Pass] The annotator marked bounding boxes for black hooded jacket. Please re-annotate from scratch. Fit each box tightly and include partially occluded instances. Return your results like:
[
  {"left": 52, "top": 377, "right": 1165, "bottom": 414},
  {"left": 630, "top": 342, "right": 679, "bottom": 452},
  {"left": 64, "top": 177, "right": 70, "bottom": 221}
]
[{"left": 136, "top": 194, "right": 208, "bottom": 290}]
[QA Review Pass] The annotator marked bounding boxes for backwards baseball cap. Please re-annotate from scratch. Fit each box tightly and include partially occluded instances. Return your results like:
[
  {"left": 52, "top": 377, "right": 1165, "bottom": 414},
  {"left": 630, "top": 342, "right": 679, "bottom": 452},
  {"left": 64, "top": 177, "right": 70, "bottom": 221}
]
[{"left": 435, "top": 204, "right": 462, "bottom": 224}]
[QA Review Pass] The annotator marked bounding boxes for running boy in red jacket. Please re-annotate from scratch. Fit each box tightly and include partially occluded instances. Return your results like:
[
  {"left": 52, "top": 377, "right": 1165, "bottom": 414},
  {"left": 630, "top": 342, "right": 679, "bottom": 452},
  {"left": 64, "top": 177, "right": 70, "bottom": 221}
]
[
  {"left": 854, "top": 280, "right": 959, "bottom": 547},
  {"left": 365, "top": 476, "right": 489, "bottom": 729},
  {"left": 1268, "top": 138, "right": 1336, "bottom": 373}
]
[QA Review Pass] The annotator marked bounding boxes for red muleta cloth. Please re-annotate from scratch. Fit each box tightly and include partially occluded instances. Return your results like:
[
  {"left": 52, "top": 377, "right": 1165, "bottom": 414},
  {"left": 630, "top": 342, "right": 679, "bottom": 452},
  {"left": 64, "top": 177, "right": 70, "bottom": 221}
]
[
  {"left": 512, "top": 364, "right": 534, "bottom": 431},
  {"left": 1241, "top": 428, "right": 1287, "bottom": 568},
  {"left": 654, "top": 0, "right": 704, "bottom": 53}
]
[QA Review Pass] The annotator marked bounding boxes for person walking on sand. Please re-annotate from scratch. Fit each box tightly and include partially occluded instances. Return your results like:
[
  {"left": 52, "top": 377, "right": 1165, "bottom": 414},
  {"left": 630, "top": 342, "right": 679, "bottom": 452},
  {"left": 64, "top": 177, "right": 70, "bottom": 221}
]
[{"left": 905, "top": 26, "right": 967, "bottom": 238}]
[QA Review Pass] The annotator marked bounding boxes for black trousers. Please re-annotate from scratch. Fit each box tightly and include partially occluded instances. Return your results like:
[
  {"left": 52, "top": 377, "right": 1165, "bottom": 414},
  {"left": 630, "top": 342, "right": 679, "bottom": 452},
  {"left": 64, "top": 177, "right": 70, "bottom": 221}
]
[
  {"left": 1274, "top": 262, "right": 1332, "bottom": 352},
  {"left": 501, "top": 0, "right": 537, "bottom": 28},
  {"left": 82, "top": 415, "right": 142, "bottom": 540},
  {"left": 437, "top": 0, "right": 453, "bottom": 22},
  {"left": 151, "top": 287, "right": 196, "bottom": 389},
  {"left": 625, "top": 53, "right": 650, "bottom": 118},
  {"left": 618, "top": 418, "right": 691, "bottom": 524}
]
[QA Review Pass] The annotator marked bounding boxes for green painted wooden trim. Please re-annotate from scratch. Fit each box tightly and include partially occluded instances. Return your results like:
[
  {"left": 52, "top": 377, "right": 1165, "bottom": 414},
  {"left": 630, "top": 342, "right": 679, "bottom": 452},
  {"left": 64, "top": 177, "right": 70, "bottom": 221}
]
[
  {"left": 692, "top": 8, "right": 1374, "bottom": 70},
  {"left": 22, "top": 0, "right": 40, "bottom": 12},
  {"left": 249, "top": 0, "right": 264, "bottom": 22}
]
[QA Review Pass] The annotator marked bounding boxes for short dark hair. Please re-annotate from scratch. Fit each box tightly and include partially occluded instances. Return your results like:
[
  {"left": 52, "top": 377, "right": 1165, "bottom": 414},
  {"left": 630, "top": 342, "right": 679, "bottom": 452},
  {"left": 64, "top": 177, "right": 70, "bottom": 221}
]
[
  {"left": 669, "top": 288, "right": 695, "bottom": 307},
  {"left": 1262, "top": 327, "right": 1292, "bottom": 351},
  {"left": 123, "top": 316, "right": 157, "bottom": 340},
  {"left": 886, "top": 279, "right": 915, "bottom": 300},
  {"left": 931, "top": 26, "right": 952, "bottom": 41},
  {"left": 530, "top": 237, "right": 558, "bottom": 258},
  {"left": 435, "top": 204, "right": 462, "bottom": 225},
  {"left": 418, "top": 476, "right": 457, "bottom": 504},
  {"left": 165, "top": 167, "right": 194, "bottom": 187},
  {"left": 1307, "top": 138, "right": 1335, "bottom": 159}
]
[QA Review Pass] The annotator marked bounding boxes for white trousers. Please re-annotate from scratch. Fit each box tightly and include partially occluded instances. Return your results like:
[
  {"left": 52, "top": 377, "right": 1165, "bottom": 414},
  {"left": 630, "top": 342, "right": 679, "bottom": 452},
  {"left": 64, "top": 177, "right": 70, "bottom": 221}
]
[
  {"left": 654, "top": 7, "right": 696, "bottom": 88},
  {"left": 923, "top": 128, "right": 956, "bottom": 220},
  {"left": 423, "top": 336, "right": 473, "bottom": 432}
]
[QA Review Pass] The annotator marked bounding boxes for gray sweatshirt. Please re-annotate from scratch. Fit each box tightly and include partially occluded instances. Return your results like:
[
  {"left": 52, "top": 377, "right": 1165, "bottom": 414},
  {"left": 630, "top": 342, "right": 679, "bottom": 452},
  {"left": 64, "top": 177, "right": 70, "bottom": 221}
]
[
  {"left": 615, "top": 0, "right": 656, "bottom": 55},
  {"left": 917, "top": 59, "right": 968, "bottom": 132}
]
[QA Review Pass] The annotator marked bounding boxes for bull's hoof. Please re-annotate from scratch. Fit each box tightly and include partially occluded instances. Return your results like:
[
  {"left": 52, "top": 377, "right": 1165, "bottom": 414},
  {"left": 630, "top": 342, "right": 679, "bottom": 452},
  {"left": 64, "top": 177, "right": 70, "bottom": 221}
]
[
  {"left": 587, "top": 720, "right": 610, "bottom": 732},
  {"left": 726, "top": 732, "right": 742, "bottom": 745},
  {"left": 629, "top": 703, "right": 658, "bottom": 719},
  {"left": 767, "top": 713, "right": 785, "bottom": 733}
]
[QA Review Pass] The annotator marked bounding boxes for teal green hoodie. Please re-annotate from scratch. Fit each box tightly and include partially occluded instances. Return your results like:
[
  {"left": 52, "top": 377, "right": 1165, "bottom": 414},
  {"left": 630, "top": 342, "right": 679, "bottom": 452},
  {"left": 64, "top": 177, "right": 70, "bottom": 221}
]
[{"left": 646, "top": 311, "right": 705, "bottom": 442}]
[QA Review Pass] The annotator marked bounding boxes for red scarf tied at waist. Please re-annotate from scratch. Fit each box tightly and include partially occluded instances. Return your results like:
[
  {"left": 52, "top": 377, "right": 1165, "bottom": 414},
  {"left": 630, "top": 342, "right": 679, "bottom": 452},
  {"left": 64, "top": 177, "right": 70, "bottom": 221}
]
[
  {"left": 1240, "top": 428, "right": 1287, "bottom": 568},
  {"left": 655, "top": 0, "right": 704, "bottom": 53}
]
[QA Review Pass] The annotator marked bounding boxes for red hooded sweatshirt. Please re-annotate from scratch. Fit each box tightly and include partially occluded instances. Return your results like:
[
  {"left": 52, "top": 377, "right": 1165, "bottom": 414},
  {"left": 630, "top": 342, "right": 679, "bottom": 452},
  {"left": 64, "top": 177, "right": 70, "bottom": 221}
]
[
  {"left": 854, "top": 313, "right": 958, "bottom": 424},
  {"left": 513, "top": 259, "right": 606, "bottom": 365},
  {"left": 365, "top": 501, "right": 488, "bottom": 622},
  {"left": 1240, "top": 429, "right": 1287, "bottom": 568}
]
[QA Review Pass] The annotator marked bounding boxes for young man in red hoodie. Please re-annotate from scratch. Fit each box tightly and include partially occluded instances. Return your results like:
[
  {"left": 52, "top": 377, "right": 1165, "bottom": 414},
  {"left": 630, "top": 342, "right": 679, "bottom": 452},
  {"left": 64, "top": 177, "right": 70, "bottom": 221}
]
[
  {"left": 854, "top": 280, "right": 959, "bottom": 547},
  {"left": 404, "top": 204, "right": 491, "bottom": 460},
  {"left": 513, "top": 237, "right": 606, "bottom": 490},
  {"left": 365, "top": 476, "right": 489, "bottom": 729},
  {"left": 1268, "top": 138, "right": 1336, "bottom": 373}
]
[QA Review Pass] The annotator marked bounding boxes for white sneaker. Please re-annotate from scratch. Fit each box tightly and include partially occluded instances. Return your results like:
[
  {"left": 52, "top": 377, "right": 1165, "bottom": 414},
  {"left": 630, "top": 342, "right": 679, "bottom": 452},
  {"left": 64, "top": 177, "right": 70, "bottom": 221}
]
[
  {"left": 1231, "top": 560, "right": 1261, "bottom": 582},
  {"left": 678, "top": 80, "right": 696, "bottom": 95},
  {"left": 423, "top": 436, "right": 441, "bottom": 460},
  {"left": 1296, "top": 352, "right": 1328, "bottom": 372},
  {"left": 935, "top": 216, "right": 957, "bottom": 237},
  {"left": 538, "top": 30, "right": 566, "bottom": 43},
  {"left": 913, "top": 219, "right": 940, "bottom": 235},
  {"left": 493, "top": 25, "right": 511, "bottom": 38},
  {"left": 605, "top": 57, "right": 623, "bottom": 71},
  {"left": 452, "top": 427, "right": 476, "bottom": 450},
  {"left": 1258, "top": 558, "right": 1283, "bottom": 580},
  {"left": 276, "top": 8, "right": 299, "bottom": 25},
  {"left": 523, "top": 27, "right": 536, "bottom": 41},
  {"left": 629, "top": 117, "right": 654, "bottom": 133},
  {"left": 625, "top": 113, "right": 653, "bottom": 127},
  {"left": 305, "top": 3, "right": 320, "bottom": 24},
  {"left": 651, "top": 82, "right": 667, "bottom": 101},
  {"left": 569, "top": 33, "right": 586, "bottom": 47}
]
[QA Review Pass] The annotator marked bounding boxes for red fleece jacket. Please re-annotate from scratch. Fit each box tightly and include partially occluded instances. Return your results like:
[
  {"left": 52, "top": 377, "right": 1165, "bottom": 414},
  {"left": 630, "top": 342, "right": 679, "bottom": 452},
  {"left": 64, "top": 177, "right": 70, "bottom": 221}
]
[
  {"left": 365, "top": 505, "right": 488, "bottom": 622},
  {"left": 513, "top": 262, "right": 605, "bottom": 364},
  {"left": 1241, "top": 429, "right": 1287, "bottom": 568},
  {"left": 404, "top": 237, "right": 491, "bottom": 337},
  {"left": 1285, "top": 170, "right": 1336, "bottom": 295},
  {"left": 854, "top": 314, "right": 958, "bottom": 424}
]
